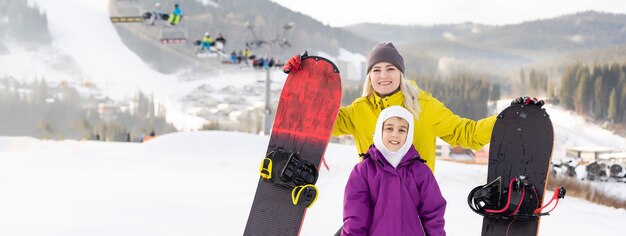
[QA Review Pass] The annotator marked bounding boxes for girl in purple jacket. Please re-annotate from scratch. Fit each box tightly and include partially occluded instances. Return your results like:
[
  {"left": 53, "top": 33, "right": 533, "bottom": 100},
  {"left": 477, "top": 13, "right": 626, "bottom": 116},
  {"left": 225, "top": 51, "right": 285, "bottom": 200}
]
[{"left": 342, "top": 106, "right": 447, "bottom": 236}]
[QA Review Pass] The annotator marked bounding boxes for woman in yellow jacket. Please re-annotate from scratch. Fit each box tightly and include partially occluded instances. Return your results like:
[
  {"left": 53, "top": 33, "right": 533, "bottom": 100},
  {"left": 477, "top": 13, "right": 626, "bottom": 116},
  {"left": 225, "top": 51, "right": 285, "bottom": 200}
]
[{"left": 283, "top": 42, "right": 496, "bottom": 172}]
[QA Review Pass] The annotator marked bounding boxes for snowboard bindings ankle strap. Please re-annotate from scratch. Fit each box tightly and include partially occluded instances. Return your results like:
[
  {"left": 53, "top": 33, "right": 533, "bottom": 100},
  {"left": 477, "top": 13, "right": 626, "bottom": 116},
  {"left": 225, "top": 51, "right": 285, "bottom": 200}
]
[
  {"left": 259, "top": 148, "right": 319, "bottom": 208},
  {"left": 291, "top": 184, "right": 319, "bottom": 207},
  {"left": 468, "top": 175, "right": 566, "bottom": 220}
]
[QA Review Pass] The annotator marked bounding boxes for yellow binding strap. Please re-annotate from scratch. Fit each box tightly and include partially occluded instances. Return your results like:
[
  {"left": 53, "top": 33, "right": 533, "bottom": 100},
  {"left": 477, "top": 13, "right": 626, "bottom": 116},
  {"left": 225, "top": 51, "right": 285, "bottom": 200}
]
[
  {"left": 291, "top": 184, "right": 319, "bottom": 208},
  {"left": 260, "top": 158, "right": 272, "bottom": 180}
]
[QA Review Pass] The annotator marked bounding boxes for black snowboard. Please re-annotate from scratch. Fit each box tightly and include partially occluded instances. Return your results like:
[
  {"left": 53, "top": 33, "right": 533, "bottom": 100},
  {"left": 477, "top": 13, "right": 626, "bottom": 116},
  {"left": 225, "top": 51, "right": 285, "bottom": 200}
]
[{"left": 481, "top": 104, "right": 554, "bottom": 236}]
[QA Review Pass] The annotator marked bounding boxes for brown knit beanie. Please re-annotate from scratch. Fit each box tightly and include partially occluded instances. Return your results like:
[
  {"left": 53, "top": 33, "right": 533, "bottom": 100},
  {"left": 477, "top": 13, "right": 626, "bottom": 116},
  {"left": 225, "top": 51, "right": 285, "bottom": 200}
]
[{"left": 366, "top": 42, "right": 405, "bottom": 74}]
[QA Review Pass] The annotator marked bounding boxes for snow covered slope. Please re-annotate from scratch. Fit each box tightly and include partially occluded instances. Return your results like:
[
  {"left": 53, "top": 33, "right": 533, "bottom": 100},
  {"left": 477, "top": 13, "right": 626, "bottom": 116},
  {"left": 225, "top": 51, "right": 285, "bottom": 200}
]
[{"left": 0, "top": 131, "right": 623, "bottom": 235}]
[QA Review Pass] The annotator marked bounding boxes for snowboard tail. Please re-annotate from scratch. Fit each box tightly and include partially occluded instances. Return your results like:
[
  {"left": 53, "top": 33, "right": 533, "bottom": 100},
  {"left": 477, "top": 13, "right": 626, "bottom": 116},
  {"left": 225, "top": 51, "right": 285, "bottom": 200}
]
[{"left": 244, "top": 56, "right": 342, "bottom": 236}]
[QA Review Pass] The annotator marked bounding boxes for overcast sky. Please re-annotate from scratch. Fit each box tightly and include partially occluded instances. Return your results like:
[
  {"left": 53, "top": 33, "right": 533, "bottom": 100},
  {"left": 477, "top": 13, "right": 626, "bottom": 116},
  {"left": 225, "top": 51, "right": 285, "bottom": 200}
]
[{"left": 269, "top": 0, "right": 626, "bottom": 27}]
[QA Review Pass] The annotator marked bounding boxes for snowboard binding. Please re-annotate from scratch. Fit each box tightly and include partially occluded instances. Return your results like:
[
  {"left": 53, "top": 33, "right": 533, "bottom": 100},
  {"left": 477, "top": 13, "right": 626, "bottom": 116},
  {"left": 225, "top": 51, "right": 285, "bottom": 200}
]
[
  {"left": 468, "top": 175, "right": 566, "bottom": 220},
  {"left": 260, "top": 148, "right": 319, "bottom": 208}
]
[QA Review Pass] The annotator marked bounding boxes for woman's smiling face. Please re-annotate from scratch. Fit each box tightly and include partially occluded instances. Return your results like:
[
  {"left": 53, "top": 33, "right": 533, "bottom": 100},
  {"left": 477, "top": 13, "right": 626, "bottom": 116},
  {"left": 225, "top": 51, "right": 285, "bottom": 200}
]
[{"left": 370, "top": 62, "right": 401, "bottom": 97}]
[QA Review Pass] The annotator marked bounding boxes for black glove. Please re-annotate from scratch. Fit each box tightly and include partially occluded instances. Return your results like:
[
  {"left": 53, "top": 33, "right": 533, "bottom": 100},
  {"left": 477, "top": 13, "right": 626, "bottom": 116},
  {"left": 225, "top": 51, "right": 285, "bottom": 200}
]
[
  {"left": 282, "top": 51, "right": 308, "bottom": 74},
  {"left": 511, "top": 96, "right": 545, "bottom": 108}
]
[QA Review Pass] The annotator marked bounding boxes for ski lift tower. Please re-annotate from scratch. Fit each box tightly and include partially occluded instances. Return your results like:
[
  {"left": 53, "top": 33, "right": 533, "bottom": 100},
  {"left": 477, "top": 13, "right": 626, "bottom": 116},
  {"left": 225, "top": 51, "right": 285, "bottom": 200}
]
[{"left": 245, "top": 22, "right": 294, "bottom": 135}]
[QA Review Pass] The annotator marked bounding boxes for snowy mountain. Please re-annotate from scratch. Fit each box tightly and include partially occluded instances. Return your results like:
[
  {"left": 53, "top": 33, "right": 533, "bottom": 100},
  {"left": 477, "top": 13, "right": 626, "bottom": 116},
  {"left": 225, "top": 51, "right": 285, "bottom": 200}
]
[{"left": 345, "top": 11, "right": 626, "bottom": 75}]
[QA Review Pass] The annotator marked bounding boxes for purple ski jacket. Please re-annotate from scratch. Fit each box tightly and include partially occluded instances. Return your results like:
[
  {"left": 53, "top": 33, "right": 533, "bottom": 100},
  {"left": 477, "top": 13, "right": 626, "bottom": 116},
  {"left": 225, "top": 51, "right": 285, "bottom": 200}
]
[{"left": 342, "top": 145, "right": 446, "bottom": 236}]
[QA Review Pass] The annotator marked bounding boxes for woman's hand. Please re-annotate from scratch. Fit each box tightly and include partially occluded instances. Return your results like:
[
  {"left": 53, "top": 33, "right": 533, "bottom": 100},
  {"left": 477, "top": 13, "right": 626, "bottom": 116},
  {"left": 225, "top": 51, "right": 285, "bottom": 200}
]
[
  {"left": 511, "top": 96, "right": 545, "bottom": 107},
  {"left": 282, "top": 51, "right": 308, "bottom": 74}
]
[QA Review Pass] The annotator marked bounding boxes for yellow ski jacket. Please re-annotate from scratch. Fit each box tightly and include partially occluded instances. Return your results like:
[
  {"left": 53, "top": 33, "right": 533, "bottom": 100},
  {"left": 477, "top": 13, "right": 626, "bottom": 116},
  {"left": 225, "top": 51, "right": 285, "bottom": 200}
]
[
  {"left": 332, "top": 88, "right": 496, "bottom": 172},
  {"left": 202, "top": 36, "right": 214, "bottom": 44}
]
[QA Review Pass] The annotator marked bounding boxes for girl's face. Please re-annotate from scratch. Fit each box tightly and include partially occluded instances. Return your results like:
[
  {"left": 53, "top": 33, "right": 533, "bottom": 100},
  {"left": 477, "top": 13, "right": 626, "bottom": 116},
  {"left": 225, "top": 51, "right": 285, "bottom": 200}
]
[
  {"left": 381, "top": 117, "right": 409, "bottom": 152},
  {"left": 370, "top": 62, "right": 401, "bottom": 97}
]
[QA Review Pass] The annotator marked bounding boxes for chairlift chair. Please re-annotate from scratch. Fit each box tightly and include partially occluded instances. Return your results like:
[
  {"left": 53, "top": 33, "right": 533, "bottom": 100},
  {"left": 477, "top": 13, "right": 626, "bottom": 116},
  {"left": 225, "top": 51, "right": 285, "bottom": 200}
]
[
  {"left": 110, "top": 0, "right": 144, "bottom": 23},
  {"left": 197, "top": 51, "right": 219, "bottom": 58},
  {"left": 160, "top": 27, "right": 188, "bottom": 44},
  {"left": 193, "top": 40, "right": 218, "bottom": 58}
]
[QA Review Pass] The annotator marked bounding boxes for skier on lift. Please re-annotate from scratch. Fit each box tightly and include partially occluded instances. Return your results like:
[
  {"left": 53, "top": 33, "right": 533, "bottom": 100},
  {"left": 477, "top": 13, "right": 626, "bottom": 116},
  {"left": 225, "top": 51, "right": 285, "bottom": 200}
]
[
  {"left": 147, "top": 2, "right": 162, "bottom": 26},
  {"left": 215, "top": 33, "right": 226, "bottom": 52},
  {"left": 201, "top": 32, "right": 214, "bottom": 51},
  {"left": 168, "top": 3, "right": 183, "bottom": 26}
]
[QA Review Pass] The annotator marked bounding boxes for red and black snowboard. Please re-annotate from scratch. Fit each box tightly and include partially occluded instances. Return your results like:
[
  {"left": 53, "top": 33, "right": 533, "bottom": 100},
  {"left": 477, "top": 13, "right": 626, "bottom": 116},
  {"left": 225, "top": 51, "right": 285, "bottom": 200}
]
[
  {"left": 468, "top": 104, "right": 565, "bottom": 236},
  {"left": 244, "top": 55, "right": 341, "bottom": 236}
]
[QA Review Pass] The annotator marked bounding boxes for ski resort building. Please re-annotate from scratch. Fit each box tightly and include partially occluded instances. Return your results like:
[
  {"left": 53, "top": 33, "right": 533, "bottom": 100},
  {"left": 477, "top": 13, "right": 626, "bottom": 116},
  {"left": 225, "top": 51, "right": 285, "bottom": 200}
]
[{"left": 565, "top": 146, "right": 615, "bottom": 163}]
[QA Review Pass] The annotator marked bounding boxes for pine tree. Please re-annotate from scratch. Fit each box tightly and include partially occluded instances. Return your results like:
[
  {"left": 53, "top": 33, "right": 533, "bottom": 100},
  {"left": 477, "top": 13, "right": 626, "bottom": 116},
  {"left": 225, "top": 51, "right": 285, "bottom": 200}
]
[
  {"left": 559, "top": 65, "right": 578, "bottom": 110},
  {"left": 547, "top": 80, "right": 557, "bottom": 102},
  {"left": 608, "top": 88, "right": 617, "bottom": 122},
  {"left": 599, "top": 65, "right": 612, "bottom": 119},
  {"left": 529, "top": 69, "right": 538, "bottom": 94},
  {"left": 619, "top": 68, "right": 626, "bottom": 122},
  {"left": 520, "top": 68, "right": 527, "bottom": 95},
  {"left": 490, "top": 83, "right": 501, "bottom": 101},
  {"left": 593, "top": 76, "right": 604, "bottom": 119},
  {"left": 617, "top": 81, "right": 626, "bottom": 122},
  {"left": 575, "top": 70, "right": 591, "bottom": 115}
]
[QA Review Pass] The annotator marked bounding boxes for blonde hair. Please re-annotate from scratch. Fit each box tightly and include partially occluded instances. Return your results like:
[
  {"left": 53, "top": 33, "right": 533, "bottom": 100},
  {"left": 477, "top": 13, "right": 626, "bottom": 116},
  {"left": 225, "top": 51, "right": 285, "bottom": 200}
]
[{"left": 362, "top": 72, "right": 421, "bottom": 120}]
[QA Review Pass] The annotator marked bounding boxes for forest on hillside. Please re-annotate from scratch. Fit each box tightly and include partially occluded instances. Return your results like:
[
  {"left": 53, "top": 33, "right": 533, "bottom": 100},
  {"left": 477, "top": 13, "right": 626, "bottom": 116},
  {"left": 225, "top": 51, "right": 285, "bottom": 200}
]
[
  {"left": 557, "top": 62, "right": 626, "bottom": 126},
  {"left": 0, "top": 0, "right": 51, "bottom": 45}
]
